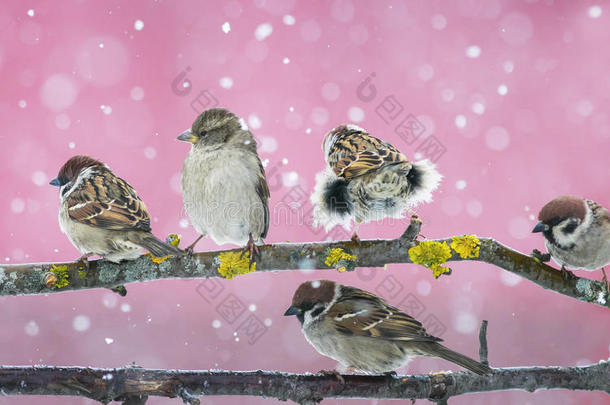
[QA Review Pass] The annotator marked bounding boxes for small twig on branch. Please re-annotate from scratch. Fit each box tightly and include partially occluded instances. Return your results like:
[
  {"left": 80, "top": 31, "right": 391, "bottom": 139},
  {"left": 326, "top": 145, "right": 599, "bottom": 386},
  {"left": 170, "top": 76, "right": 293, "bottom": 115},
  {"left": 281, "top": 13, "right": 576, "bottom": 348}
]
[
  {"left": 479, "top": 320, "right": 489, "bottom": 366},
  {"left": 0, "top": 363, "right": 607, "bottom": 403},
  {"left": 0, "top": 217, "right": 607, "bottom": 308}
]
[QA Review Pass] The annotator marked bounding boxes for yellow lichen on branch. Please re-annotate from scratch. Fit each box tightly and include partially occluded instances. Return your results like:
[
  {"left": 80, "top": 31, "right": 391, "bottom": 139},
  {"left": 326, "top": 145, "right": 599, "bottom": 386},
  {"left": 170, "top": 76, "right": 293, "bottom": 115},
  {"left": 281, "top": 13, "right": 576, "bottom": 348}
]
[
  {"left": 408, "top": 241, "right": 452, "bottom": 278},
  {"left": 324, "top": 248, "right": 358, "bottom": 272},
  {"left": 147, "top": 234, "right": 182, "bottom": 264},
  {"left": 451, "top": 235, "right": 481, "bottom": 259},
  {"left": 217, "top": 251, "right": 256, "bottom": 279},
  {"left": 46, "top": 265, "right": 70, "bottom": 289}
]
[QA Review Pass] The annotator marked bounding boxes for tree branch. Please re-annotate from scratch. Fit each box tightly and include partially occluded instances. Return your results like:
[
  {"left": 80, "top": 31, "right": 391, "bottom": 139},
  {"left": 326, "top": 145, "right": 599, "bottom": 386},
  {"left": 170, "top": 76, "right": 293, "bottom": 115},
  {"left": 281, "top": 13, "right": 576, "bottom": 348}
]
[
  {"left": 478, "top": 320, "right": 489, "bottom": 366},
  {"left": 0, "top": 217, "right": 607, "bottom": 307},
  {"left": 0, "top": 363, "right": 607, "bottom": 404}
]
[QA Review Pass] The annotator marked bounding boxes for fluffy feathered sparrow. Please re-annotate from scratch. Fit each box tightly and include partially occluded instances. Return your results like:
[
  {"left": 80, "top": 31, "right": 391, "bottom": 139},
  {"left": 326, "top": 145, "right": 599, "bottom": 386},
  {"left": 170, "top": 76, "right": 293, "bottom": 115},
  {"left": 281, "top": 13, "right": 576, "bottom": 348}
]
[
  {"left": 310, "top": 124, "right": 442, "bottom": 240},
  {"left": 178, "top": 108, "right": 270, "bottom": 261},
  {"left": 532, "top": 195, "right": 610, "bottom": 285},
  {"left": 284, "top": 280, "right": 492, "bottom": 375},
  {"left": 50, "top": 155, "right": 183, "bottom": 263}
]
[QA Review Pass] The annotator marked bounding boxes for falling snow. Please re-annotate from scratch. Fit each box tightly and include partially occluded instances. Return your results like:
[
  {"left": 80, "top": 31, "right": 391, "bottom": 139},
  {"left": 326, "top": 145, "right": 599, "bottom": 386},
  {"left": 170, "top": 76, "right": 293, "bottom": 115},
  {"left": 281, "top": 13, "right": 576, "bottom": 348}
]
[
  {"left": 283, "top": 15, "right": 296, "bottom": 25},
  {"left": 248, "top": 114, "right": 262, "bottom": 129},
  {"left": 347, "top": 106, "right": 364, "bottom": 122},
  {"left": 219, "top": 77, "right": 234, "bottom": 89},
  {"left": 31, "top": 171, "right": 47, "bottom": 186},
  {"left": 73, "top": 315, "right": 91, "bottom": 332},
  {"left": 282, "top": 171, "right": 299, "bottom": 187},
  {"left": 588, "top": 5, "right": 603, "bottom": 19},
  {"left": 455, "top": 114, "right": 467, "bottom": 128},
  {"left": 254, "top": 23, "right": 273, "bottom": 41},
  {"left": 465, "top": 45, "right": 481, "bottom": 58},
  {"left": 130, "top": 86, "right": 144, "bottom": 101},
  {"left": 10, "top": 198, "right": 25, "bottom": 214},
  {"left": 24, "top": 321, "right": 39, "bottom": 336},
  {"left": 431, "top": 14, "right": 447, "bottom": 30}
]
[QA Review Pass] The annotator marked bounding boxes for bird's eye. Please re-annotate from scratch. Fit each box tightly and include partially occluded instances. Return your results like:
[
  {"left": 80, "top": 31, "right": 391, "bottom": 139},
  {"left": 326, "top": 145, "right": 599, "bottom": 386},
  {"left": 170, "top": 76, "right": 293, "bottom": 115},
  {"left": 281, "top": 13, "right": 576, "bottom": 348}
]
[{"left": 199, "top": 129, "right": 207, "bottom": 137}]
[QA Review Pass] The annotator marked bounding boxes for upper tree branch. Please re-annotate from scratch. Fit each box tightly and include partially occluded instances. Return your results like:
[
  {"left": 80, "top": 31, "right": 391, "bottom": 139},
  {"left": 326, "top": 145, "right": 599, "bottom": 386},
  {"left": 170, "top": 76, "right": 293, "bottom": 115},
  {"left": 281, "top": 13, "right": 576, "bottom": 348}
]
[
  {"left": 0, "top": 217, "right": 607, "bottom": 307},
  {"left": 0, "top": 363, "right": 608, "bottom": 404}
]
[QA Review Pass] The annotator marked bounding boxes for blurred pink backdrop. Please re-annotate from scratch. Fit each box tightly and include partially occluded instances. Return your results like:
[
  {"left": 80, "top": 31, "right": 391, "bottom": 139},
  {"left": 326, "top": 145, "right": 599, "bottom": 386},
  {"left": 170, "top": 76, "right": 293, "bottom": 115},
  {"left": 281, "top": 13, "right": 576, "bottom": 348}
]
[{"left": 1, "top": 1, "right": 609, "bottom": 404}]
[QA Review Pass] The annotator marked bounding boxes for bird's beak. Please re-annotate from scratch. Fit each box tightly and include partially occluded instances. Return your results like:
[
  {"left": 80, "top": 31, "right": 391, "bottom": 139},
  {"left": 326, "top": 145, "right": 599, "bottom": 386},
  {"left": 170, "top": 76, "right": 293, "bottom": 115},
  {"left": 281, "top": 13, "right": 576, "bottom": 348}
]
[
  {"left": 284, "top": 306, "right": 301, "bottom": 316},
  {"left": 49, "top": 177, "right": 61, "bottom": 187},
  {"left": 532, "top": 222, "right": 549, "bottom": 233},
  {"left": 177, "top": 128, "right": 197, "bottom": 143}
]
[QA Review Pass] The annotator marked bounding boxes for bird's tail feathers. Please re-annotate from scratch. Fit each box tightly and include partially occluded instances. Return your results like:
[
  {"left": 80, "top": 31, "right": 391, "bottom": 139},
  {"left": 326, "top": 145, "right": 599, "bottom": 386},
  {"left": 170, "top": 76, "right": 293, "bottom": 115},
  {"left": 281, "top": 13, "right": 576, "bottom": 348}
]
[
  {"left": 138, "top": 233, "right": 184, "bottom": 257},
  {"left": 407, "top": 159, "right": 442, "bottom": 206},
  {"left": 424, "top": 342, "right": 492, "bottom": 375},
  {"left": 310, "top": 168, "right": 353, "bottom": 232}
]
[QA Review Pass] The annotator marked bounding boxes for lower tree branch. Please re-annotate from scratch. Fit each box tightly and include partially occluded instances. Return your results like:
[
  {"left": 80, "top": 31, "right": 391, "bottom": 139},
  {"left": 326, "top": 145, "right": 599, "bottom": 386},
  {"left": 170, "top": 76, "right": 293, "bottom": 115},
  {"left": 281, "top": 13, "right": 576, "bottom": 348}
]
[
  {"left": 0, "top": 217, "right": 607, "bottom": 308},
  {"left": 0, "top": 363, "right": 607, "bottom": 404}
]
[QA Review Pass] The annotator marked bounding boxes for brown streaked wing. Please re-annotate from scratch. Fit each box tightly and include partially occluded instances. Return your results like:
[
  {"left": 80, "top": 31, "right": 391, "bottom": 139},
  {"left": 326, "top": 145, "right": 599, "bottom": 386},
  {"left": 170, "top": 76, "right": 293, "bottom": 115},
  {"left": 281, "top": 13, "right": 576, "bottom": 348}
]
[
  {"left": 328, "top": 131, "right": 410, "bottom": 179},
  {"left": 327, "top": 286, "right": 441, "bottom": 342},
  {"left": 67, "top": 170, "right": 152, "bottom": 232}
]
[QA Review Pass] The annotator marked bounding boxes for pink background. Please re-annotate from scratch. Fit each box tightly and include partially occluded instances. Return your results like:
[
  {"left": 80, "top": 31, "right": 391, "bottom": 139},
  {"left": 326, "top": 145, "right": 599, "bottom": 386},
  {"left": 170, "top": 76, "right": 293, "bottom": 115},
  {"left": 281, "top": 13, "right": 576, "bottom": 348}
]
[{"left": 1, "top": 1, "right": 609, "bottom": 404}]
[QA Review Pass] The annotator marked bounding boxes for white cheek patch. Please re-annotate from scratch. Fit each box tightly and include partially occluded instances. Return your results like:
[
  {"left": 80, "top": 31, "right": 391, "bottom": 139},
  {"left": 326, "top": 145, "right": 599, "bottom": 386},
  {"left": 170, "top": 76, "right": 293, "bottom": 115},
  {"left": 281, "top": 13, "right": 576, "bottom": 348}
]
[
  {"left": 553, "top": 211, "right": 591, "bottom": 248},
  {"left": 59, "top": 184, "right": 70, "bottom": 199},
  {"left": 303, "top": 304, "right": 329, "bottom": 328},
  {"left": 553, "top": 224, "right": 580, "bottom": 247}
]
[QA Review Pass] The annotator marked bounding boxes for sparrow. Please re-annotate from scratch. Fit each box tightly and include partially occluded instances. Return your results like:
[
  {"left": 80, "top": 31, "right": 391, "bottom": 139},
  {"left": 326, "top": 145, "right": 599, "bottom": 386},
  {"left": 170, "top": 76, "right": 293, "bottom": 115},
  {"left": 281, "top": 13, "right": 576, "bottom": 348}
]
[
  {"left": 50, "top": 155, "right": 183, "bottom": 263},
  {"left": 284, "top": 280, "right": 492, "bottom": 375},
  {"left": 532, "top": 195, "right": 610, "bottom": 285},
  {"left": 310, "top": 124, "right": 442, "bottom": 241},
  {"left": 178, "top": 108, "right": 270, "bottom": 262}
]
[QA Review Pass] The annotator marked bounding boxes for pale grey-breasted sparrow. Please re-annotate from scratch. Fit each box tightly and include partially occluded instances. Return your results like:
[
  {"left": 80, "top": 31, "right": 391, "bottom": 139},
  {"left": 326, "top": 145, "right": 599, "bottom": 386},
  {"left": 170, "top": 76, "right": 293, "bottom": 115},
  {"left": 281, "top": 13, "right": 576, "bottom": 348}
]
[
  {"left": 310, "top": 124, "right": 442, "bottom": 240},
  {"left": 50, "top": 155, "right": 182, "bottom": 263},
  {"left": 178, "top": 108, "right": 270, "bottom": 262},
  {"left": 533, "top": 195, "right": 610, "bottom": 285},
  {"left": 285, "top": 280, "right": 492, "bottom": 375}
]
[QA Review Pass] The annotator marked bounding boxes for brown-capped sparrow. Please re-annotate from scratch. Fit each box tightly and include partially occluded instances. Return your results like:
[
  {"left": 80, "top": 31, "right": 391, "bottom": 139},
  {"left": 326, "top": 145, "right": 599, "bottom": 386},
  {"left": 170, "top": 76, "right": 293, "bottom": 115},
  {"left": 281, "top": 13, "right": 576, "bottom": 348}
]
[
  {"left": 178, "top": 108, "right": 270, "bottom": 262},
  {"left": 310, "top": 124, "right": 442, "bottom": 240},
  {"left": 284, "top": 280, "right": 492, "bottom": 375},
  {"left": 50, "top": 155, "right": 183, "bottom": 263},
  {"left": 533, "top": 195, "right": 610, "bottom": 285}
]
